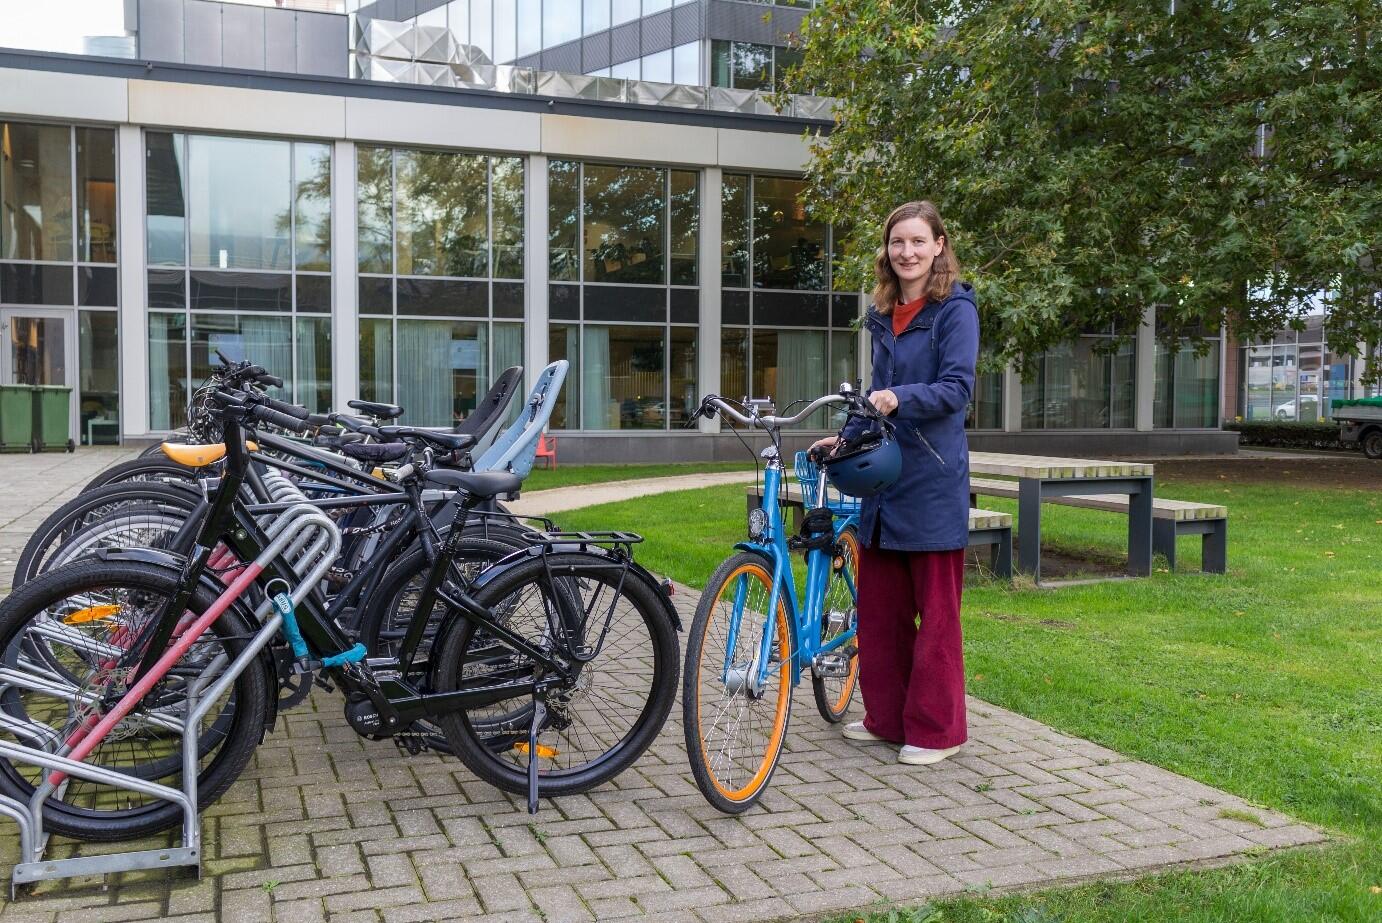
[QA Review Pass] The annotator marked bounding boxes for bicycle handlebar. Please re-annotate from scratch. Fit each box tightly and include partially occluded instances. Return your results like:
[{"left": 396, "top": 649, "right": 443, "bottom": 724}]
[{"left": 703, "top": 393, "right": 847, "bottom": 429}]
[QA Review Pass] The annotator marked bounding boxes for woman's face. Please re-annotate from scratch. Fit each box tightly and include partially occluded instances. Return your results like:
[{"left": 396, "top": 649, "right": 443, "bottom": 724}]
[{"left": 887, "top": 216, "right": 944, "bottom": 288}]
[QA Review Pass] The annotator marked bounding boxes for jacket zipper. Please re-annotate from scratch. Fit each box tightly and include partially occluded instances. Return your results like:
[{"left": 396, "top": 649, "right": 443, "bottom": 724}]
[{"left": 913, "top": 425, "right": 947, "bottom": 467}]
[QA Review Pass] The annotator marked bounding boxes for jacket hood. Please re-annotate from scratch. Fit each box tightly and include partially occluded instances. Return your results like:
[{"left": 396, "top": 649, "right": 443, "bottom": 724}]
[{"left": 864, "top": 281, "right": 976, "bottom": 331}]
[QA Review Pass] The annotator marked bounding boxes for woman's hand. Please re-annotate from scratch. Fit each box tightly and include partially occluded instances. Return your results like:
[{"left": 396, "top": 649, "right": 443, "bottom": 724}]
[
  {"left": 808, "top": 436, "right": 841, "bottom": 460},
  {"left": 869, "top": 389, "right": 899, "bottom": 415}
]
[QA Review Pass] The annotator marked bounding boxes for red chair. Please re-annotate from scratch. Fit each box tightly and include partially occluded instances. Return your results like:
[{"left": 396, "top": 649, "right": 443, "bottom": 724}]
[{"left": 535, "top": 432, "right": 558, "bottom": 469}]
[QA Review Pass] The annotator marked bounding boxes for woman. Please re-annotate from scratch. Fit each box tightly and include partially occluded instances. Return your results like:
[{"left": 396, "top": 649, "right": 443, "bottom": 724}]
[{"left": 813, "top": 200, "right": 979, "bottom": 766}]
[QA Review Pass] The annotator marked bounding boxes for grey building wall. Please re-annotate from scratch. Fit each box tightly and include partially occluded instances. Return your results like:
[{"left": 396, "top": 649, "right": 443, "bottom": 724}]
[
  {"left": 706, "top": 0, "right": 808, "bottom": 45},
  {"left": 134, "top": 0, "right": 348, "bottom": 77}
]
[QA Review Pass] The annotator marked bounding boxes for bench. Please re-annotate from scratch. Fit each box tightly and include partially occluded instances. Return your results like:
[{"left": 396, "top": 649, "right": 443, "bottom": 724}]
[
  {"left": 746, "top": 484, "right": 1013, "bottom": 579},
  {"left": 968, "top": 477, "right": 1227, "bottom": 573}
]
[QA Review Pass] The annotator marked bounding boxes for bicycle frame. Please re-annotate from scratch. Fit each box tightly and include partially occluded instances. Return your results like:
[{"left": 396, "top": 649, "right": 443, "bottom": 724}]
[{"left": 729, "top": 448, "right": 858, "bottom": 691}]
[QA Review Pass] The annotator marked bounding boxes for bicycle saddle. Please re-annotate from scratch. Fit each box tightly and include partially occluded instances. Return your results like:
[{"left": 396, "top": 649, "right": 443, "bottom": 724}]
[
  {"left": 340, "top": 441, "right": 410, "bottom": 463},
  {"left": 376, "top": 426, "right": 475, "bottom": 452},
  {"left": 423, "top": 469, "right": 522, "bottom": 498},
  {"left": 347, "top": 399, "right": 404, "bottom": 419}
]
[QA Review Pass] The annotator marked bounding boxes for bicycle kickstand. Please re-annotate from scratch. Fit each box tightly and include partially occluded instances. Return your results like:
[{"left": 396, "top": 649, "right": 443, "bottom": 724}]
[{"left": 526, "top": 699, "right": 547, "bottom": 815}]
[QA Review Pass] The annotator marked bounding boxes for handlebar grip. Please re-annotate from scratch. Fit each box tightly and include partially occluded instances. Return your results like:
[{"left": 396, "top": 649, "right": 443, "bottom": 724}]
[
  {"left": 256, "top": 373, "right": 284, "bottom": 389},
  {"left": 251, "top": 406, "right": 309, "bottom": 433},
  {"left": 306, "top": 413, "right": 332, "bottom": 427},
  {"left": 260, "top": 396, "right": 311, "bottom": 421}
]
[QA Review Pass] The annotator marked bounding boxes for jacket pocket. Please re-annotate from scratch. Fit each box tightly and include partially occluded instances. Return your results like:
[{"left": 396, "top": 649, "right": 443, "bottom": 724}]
[{"left": 912, "top": 425, "right": 947, "bottom": 467}]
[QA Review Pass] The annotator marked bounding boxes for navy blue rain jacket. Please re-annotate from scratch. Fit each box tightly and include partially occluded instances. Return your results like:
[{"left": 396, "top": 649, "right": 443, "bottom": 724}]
[{"left": 842, "top": 281, "right": 980, "bottom": 551}]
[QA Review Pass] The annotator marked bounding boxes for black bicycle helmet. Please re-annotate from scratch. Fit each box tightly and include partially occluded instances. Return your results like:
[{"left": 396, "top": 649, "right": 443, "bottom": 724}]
[{"left": 823, "top": 425, "right": 902, "bottom": 497}]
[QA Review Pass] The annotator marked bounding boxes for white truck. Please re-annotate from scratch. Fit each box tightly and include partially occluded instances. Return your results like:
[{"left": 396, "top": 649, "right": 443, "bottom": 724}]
[{"left": 1335, "top": 397, "right": 1382, "bottom": 459}]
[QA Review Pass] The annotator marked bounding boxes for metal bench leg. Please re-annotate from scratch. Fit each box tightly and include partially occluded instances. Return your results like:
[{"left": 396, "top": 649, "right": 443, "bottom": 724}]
[
  {"left": 1017, "top": 479, "right": 1042, "bottom": 580},
  {"left": 1203, "top": 519, "right": 1227, "bottom": 574},
  {"left": 1128, "top": 481, "right": 1154, "bottom": 577},
  {"left": 1153, "top": 519, "right": 1177, "bottom": 571},
  {"left": 993, "top": 529, "right": 1012, "bottom": 579}
]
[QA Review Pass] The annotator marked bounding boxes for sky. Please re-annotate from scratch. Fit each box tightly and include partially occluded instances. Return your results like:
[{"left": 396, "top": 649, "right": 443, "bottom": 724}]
[{"left": 0, "top": 0, "right": 129, "bottom": 55}]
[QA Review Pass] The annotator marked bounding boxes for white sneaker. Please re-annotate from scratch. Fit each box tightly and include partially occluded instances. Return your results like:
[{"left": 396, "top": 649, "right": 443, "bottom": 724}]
[
  {"left": 842, "top": 721, "right": 890, "bottom": 743},
  {"left": 898, "top": 744, "right": 961, "bottom": 765}
]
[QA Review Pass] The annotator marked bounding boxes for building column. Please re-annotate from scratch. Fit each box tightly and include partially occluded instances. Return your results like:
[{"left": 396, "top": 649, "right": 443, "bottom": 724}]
[
  {"left": 1003, "top": 364, "right": 1022, "bottom": 432},
  {"left": 1135, "top": 304, "right": 1156, "bottom": 431},
  {"left": 331, "top": 140, "right": 358, "bottom": 411},
  {"left": 115, "top": 124, "right": 149, "bottom": 439},
  {"left": 525, "top": 154, "right": 549, "bottom": 394},
  {"left": 697, "top": 166, "right": 722, "bottom": 434}
]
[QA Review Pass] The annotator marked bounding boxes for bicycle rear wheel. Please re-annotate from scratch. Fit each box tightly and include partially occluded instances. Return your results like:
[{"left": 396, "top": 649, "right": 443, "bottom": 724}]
[
  {"left": 683, "top": 552, "right": 793, "bottom": 814},
  {"left": 813, "top": 525, "right": 860, "bottom": 723},
  {"left": 0, "top": 560, "right": 269, "bottom": 841},
  {"left": 432, "top": 552, "right": 678, "bottom": 798}
]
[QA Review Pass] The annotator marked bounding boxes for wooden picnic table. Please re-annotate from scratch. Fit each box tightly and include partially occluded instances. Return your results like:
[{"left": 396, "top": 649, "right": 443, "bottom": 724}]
[{"left": 968, "top": 452, "right": 1155, "bottom": 581}]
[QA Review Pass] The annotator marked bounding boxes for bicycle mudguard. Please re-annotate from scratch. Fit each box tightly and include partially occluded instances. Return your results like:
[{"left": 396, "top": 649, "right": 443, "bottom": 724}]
[{"left": 90, "top": 547, "right": 284, "bottom": 733}]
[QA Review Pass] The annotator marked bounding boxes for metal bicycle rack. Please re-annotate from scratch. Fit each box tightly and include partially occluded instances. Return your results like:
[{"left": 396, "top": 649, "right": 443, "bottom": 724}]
[{"left": 0, "top": 468, "right": 341, "bottom": 895}]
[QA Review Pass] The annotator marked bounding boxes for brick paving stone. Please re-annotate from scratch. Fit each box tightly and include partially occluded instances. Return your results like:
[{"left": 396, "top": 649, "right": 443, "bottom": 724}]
[{"left": 0, "top": 453, "right": 1330, "bottom": 920}]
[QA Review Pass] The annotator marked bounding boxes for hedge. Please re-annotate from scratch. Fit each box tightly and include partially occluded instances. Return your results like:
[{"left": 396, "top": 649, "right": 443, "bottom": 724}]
[{"left": 1223, "top": 420, "right": 1347, "bottom": 450}]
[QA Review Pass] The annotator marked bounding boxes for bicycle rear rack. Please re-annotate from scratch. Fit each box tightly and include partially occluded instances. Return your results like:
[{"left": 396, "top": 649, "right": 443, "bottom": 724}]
[{"left": 0, "top": 468, "right": 340, "bottom": 896}]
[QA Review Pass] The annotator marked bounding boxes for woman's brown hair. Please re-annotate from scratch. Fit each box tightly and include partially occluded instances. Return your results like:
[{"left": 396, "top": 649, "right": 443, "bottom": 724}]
[{"left": 872, "top": 201, "right": 962, "bottom": 314}]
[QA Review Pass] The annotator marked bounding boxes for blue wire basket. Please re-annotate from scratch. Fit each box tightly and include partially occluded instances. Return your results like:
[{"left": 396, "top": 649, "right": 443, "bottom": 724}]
[{"left": 793, "top": 450, "right": 862, "bottom": 515}]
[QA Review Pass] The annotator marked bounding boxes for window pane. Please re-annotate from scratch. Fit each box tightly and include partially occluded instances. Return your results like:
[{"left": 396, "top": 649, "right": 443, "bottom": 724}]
[
  {"left": 191, "top": 313, "right": 293, "bottom": 392},
  {"left": 294, "top": 143, "right": 332, "bottom": 271},
  {"left": 670, "top": 326, "right": 697, "bottom": 425},
  {"left": 549, "top": 323, "right": 579, "bottom": 427},
  {"left": 296, "top": 315, "right": 332, "bottom": 414},
  {"left": 148, "top": 312, "right": 188, "bottom": 431},
  {"left": 753, "top": 328, "right": 827, "bottom": 426},
  {"left": 584, "top": 0, "right": 609, "bottom": 35},
  {"left": 1175, "top": 340, "right": 1219, "bottom": 427},
  {"left": 969, "top": 368, "right": 1002, "bottom": 429},
  {"left": 0, "top": 263, "right": 73, "bottom": 305},
  {"left": 582, "top": 325, "right": 665, "bottom": 429},
  {"left": 642, "top": 48, "right": 672, "bottom": 83},
  {"left": 1272, "top": 344, "right": 1298, "bottom": 420},
  {"left": 610, "top": 58, "right": 639, "bottom": 79},
  {"left": 188, "top": 135, "right": 292, "bottom": 270},
  {"left": 397, "top": 319, "right": 488, "bottom": 426},
  {"left": 79, "top": 311, "right": 119, "bottom": 443},
  {"left": 447, "top": 0, "right": 470, "bottom": 43},
  {"left": 731, "top": 42, "right": 772, "bottom": 91},
  {"left": 76, "top": 127, "right": 117, "bottom": 263},
  {"left": 774, "top": 45, "right": 804, "bottom": 91},
  {"left": 518, "top": 0, "right": 541, "bottom": 56},
  {"left": 1110, "top": 339, "right": 1135, "bottom": 427},
  {"left": 644, "top": 0, "right": 671, "bottom": 13},
  {"left": 710, "top": 40, "right": 731, "bottom": 88},
  {"left": 492, "top": 156, "right": 525, "bottom": 278},
  {"left": 77, "top": 266, "right": 118, "bottom": 307},
  {"left": 612, "top": 0, "right": 639, "bottom": 27},
  {"left": 548, "top": 160, "right": 580, "bottom": 280},
  {"left": 668, "top": 170, "right": 698, "bottom": 285},
  {"left": 1153, "top": 344, "right": 1174, "bottom": 429},
  {"left": 357, "top": 146, "right": 393, "bottom": 274},
  {"left": 1292, "top": 343, "right": 1322, "bottom": 421},
  {"left": 0, "top": 122, "right": 72, "bottom": 261},
  {"left": 494, "top": 320, "right": 525, "bottom": 423},
  {"left": 721, "top": 327, "right": 748, "bottom": 402},
  {"left": 396, "top": 149, "right": 488, "bottom": 277},
  {"left": 360, "top": 317, "right": 394, "bottom": 403},
  {"left": 146, "top": 132, "right": 186, "bottom": 266},
  {"left": 1244, "top": 345, "right": 1273, "bottom": 420},
  {"left": 545, "top": 0, "right": 580, "bottom": 47},
  {"left": 1024, "top": 338, "right": 1132, "bottom": 429},
  {"left": 673, "top": 40, "right": 699, "bottom": 85},
  {"left": 830, "top": 330, "right": 857, "bottom": 395},
  {"left": 583, "top": 164, "right": 665, "bottom": 284},
  {"left": 753, "top": 175, "right": 825, "bottom": 290},
  {"left": 189, "top": 271, "right": 291, "bottom": 312},
  {"left": 494, "top": 0, "right": 516, "bottom": 62},
  {"left": 470, "top": 0, "right": 493, "bottom": 61},
  {"left": 721, "top": 173, "right": 748, "bottom": 287}
]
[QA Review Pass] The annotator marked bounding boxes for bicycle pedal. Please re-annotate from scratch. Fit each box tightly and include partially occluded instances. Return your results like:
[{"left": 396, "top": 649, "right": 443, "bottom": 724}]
[
  {"left": 313, "top": 674, "right": 335, "bottom": 693},
  {"left": 811, "top": 652, "right": 852, "bottom": 678}
]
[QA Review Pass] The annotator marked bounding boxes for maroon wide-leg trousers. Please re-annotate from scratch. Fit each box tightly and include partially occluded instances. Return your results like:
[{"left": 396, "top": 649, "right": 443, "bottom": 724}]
[{"left": 856, "top": 545, "right": 967, "bottom": 749}]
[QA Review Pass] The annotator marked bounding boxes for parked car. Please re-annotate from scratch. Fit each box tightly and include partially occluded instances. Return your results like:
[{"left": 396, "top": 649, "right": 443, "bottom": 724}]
[{"left": 1274, "top": 393, "right": 1320, "bottom": 420}]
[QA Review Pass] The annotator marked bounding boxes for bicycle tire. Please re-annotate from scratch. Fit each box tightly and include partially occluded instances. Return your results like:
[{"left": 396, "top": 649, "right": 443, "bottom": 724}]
[
  {"left": 432, "top": 552, "right": 679, "bottom": 798},
  {"left": 13, "top": 482, "right": 202, "bottom": 589},
  {"left": 37, "top": 502, "right": 190, "bottom": 577},
  {"left": 812, "top": 525, "right": 861, "bottom": 723},
  {"left": 0, "top": 560, "right": 269, "bottom": 841},
  {"left": 683, "top": 552, "right": 793, "bottom": 814},
  {"left": 82, "top": 456, "right": 208, "bottom": 493}
]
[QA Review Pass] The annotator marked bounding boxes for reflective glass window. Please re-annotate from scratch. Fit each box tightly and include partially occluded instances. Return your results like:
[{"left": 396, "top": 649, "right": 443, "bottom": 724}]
[
  {"left": 710, "top": 40, "right": 731, "bottom": 87},
  {"left": 753, "top": 176, "right": 825, "bottom": 290},
  {"left": 1243, "top": 345, "right": 1273, "bottom": 420},
  {"left": 753, "top": 328, "right": 827, "bottom": 425},
  {"left": 495, "top": 0, "right": 517, "bottom": 62},
  {"left": 0, "top": 122, "right": 72, "bottom": 261},
  {"left": 969, "top": 369, "right": 1002, "bottom": 429},
  {"left": 670, "top": 326, "right": 697, "bottom": 425},
  {"left": 395, "top": 149, "right": 489, "bottom": 277},
  {"left": 518, "top": 0, "right": 542, "bottom": 56},
  {"left": 582, "top": 164, "right": 664, "bottom": 285},
  {"left": 188, "top": 135, "right": 292, "bottom": 270},
  {"left": 669, "top": 170, "right": 697, "bottom": 285},
  {"left": 295, "top": 143, "right": 332, "bottom": 271},
  {"left": 831, "top": 330, "right": 857, "bottom": 396},
  {"left": 79, "top": 310, "right": 119, "bottom": 442},
  {"left": 1023, "top": 337, "right": 1134, "bottom": 429},
  {"left": 492, "top": 156, "right": 525, "bottom": 278},
  {"left": 357, "top": 145, "right": 393, "bottom": 273},
  {"left": 642, "top": 49, "right": 672, "bottom": 83},
  {"left": 673, "top": 41, "right": 699, "bottom": 85},
  {"left": 148, "top": 312, "right": 188, "bottom": 431},
  {"left": 721, "top": 327, "right": 749, "bottom": 402},
  {"left": 610, "top": 58, "right": 640, "bottom": 79},
  {"left": 581, "top": 325, "right": 665, "bottom": 429},
  {"left": 774, "top": 45, "right": 804, "bottom": 91},
  {"left": 721, "top": 173, "right": 749, "bottom": 287},
  {"left": 359, "top": 317, "right": 394, "bottom": 403},
  {"left": 190, "top": 313, "right": 291, "bottom": 399},
  {"left": 545, "top": 0, "right": 580, "bottom": 46},
  {"left": 549, "top": 160, "right": 580, "bottom": 281},
  {"left": 146, "top": 132, "right": 187, "bottom": 266},
  {"left": 549, "top": 323, "right": 580, "bottom": 427},
  {"left": 584, "top": 0, "right": 609, "bottom": 35},
  {"left": 296, "top": 315, "right": 332, "bottom": 414},
  {"left": 446, "top": 0, "right": 470, "bottom": 43},
  {"left": 396, "top": 319, "right": 488, "bottom": 426},
  {"left": 731, "top": 43, "right": 772, "bottom": 91},
  {"left": 644, "top": 0, "right": 671, "bottom": 13},
  {"left": 76, "top": 128, "right": 117, "bottom": 263},
  {"left": 612, "top": 0, "right": 639, "bottom": 27},
  {"left": 470, "top": 0, "right": 493, "bottom": 60}
]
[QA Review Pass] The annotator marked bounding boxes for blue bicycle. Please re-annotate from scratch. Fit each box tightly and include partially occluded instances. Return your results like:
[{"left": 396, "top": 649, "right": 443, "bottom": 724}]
[{"left": 682, "top": 386, "right": 886, "bottom": 813}]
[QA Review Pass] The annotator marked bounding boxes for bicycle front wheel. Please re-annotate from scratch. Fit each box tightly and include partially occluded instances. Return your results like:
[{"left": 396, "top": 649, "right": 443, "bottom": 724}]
[
  {"left": 432, "top": 552, "right": 679, "bottom": 798},
  {"left": 813, "top": 525, "right": 860, "bottom": 723},
  {"left": 683, "top": 552, "right": 793, "bottom": 814}
]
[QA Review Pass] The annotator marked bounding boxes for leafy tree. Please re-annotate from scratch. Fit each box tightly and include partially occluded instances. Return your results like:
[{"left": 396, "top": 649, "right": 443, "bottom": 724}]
[{"left": 782, "top": 0, "right": 1380, "bottom": 379}]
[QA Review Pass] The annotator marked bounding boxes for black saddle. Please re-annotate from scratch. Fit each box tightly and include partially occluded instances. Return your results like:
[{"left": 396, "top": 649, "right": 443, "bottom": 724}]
[
  {"left": 341, "top": 441, "right": 411, "bottom": 464},
  {"left": 348, "top": 399, "right": 404, "bottom": 420},
  {"left": 376, "top": 426, "right": 476, "bottom": 452},
  {"left": 423, "top": 469, "right": 522, "bottom": 499}
]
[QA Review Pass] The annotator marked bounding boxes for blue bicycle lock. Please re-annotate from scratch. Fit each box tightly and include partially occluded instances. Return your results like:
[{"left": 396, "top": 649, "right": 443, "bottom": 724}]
[{"left": 265, "top": 579, "right": 367, "bottom": 669}]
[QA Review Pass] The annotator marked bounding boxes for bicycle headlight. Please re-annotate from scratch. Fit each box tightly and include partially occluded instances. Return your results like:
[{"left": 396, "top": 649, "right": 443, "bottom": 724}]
[{"left": 748, "top": 507, "right": 768, "bottom": 540}]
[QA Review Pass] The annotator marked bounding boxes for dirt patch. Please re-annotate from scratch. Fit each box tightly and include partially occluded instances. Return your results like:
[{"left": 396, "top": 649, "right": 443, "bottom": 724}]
[{"left": 1149, "top": 454, "right": 1382, "bottom": 490}]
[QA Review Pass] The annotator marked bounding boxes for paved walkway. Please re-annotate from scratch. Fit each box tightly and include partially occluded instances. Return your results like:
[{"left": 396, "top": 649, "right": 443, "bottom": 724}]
[
  {"left": 508, "top": 471, "right": 757, "bottom": 518},
  {"left": 0, "top": 451, "right": 1325, "bottom": 921}
]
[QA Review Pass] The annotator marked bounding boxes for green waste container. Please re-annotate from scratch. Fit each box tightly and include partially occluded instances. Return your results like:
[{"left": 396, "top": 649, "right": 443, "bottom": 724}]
[
  {"left": 0, "top": 385, "right": 35, "bottom": 452},
  {"left": 33, "top": 385, "right": 75, "bottom": 452}
]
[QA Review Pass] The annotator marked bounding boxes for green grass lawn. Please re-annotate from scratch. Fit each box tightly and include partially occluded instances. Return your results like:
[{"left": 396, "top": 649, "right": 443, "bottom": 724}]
[
  {"left": 558, "top": 470, "right": 1382, "bottom": 922},
  {"left": 519, "top": 461, "right": 747, "bottom": 492}
]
